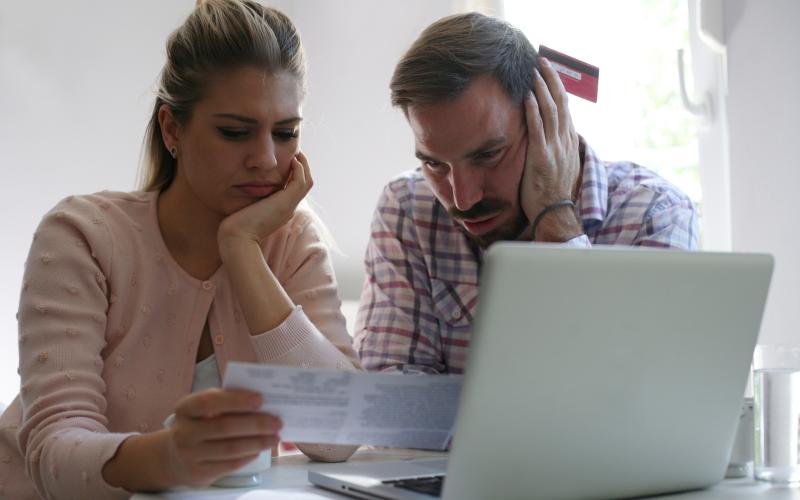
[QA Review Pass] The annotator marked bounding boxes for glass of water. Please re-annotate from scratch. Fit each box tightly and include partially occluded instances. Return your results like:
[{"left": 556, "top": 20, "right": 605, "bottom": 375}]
[{"left": 754, "top": 345, "right": 800, "bottom": 483}]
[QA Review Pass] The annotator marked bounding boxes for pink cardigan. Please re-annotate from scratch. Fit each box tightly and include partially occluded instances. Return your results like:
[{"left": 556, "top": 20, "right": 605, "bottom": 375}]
[{"left": 0, "top": 191, "right": 359, "bottom": 499}]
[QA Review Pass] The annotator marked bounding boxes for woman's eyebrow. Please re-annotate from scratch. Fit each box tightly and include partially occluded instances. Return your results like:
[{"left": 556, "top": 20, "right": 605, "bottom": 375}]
[
  {"left": 275, "top": 117, "right": 303, "bottom": 126},
  {"left": 212, "top": 113, "right": 258, "bottom": 124},
  {"left": 212, "top": 114, "right": 303, "bottom": 126}
]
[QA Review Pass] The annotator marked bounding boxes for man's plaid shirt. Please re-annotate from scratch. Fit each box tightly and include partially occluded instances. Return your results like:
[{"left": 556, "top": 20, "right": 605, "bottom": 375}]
[{"left": 353, "top": 141, "right": 699, "bottom": 374}]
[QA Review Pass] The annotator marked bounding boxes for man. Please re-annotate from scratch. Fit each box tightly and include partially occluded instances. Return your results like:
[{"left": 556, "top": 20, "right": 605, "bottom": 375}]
[{"left": 354, "top": 12, "right": 698, "bottom": 374}]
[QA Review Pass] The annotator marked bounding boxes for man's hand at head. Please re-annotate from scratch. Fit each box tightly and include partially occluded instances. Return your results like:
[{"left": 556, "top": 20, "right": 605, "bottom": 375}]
[{"left": 520, "top": 58, "right": 584, "bottom": 242}]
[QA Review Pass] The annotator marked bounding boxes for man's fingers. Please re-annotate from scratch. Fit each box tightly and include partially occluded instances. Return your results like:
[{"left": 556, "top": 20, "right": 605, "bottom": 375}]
[
  {"left": 175, "top": 389, "right": 262, "bottom": 419},
  {"left": 524, "top": 89, "right": 546, "bottom": 149},
  {"left": 532, "top": 66, "right": 558, "bottom": 144},
  {"left": 538, "top": 58, "right": 572, "bottom": 138}
]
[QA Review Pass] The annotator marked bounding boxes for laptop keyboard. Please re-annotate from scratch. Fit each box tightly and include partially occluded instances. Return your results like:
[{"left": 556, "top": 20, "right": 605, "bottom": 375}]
[{"left": 384, "top": 475, "right": 445, "bottom": 496}]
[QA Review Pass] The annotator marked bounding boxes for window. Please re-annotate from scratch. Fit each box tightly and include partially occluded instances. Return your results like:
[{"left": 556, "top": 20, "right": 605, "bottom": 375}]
[{"left": 504, "top": 0, "right": 702, "bottom": 237}]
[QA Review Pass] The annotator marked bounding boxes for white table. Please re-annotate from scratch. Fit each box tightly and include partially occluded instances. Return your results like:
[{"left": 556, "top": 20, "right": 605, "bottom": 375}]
[{"left": 132, "top": 448, "right": 800, "bottom": 499}]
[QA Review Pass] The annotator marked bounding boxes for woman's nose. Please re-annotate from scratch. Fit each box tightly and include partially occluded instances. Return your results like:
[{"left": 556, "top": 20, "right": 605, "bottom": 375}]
[{"left": 246, "top": 137, "right": 278, "bottom": 170}]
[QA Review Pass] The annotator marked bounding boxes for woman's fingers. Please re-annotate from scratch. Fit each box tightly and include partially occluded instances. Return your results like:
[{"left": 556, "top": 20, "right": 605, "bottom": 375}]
[
  {"left": 286, "top": 153, "right": 313, "bottom": 199},
  {"left": 193, "top": 435, "right": 278, "bottom": 463},
  {"left": 296, "top": 151, "right": 313, "bottom": 190},
  {"left": 166, "top": 393, "right": 281, "bottom": 487},
  {"left": 175, "top": 389, "right": 261, "bottom": 419},
  {"left": 176, "top": 412, "right": 282, "bottom": 444},
  {"left": 177, "top": 454, "right": 262, "bottom": 489}
]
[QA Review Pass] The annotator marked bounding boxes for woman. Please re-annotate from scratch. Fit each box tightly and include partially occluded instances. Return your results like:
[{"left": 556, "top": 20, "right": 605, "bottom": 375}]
[{"left": 0, "top": 1, "right": 359, "bottom": 497}]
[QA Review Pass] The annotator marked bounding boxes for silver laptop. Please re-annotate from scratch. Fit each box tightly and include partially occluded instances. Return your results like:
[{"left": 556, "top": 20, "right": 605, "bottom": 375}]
[{"left": 309, "top": 244, "right": 773, "bottom": 499}]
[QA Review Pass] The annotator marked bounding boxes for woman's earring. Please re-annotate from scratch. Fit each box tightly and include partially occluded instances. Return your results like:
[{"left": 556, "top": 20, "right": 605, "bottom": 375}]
[{"left": 169, "top": 146, "right": 177, "bottom": 159}]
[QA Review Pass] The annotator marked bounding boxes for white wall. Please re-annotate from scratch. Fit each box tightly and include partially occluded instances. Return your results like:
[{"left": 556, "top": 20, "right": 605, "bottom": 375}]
[
  {"left": 0, "top": 1, "right": 185, "bottom": 405},
  {"left": 269, "top": 0, "right": 455, "bottom": 298},
  {"left": 724, "top": 0, "right": 800, "bottom": 345},
  {"left": 0, "top": 0, "right": 455, "bottom": 404}
]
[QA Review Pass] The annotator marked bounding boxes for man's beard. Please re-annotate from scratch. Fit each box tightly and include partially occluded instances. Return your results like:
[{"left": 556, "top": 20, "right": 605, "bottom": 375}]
[{"left": 450, "top": 199, "right": 529, "bottom": 249}]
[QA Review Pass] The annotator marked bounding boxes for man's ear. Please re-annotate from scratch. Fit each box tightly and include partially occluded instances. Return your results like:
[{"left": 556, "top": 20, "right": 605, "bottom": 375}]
[{"left": 158, "top": 104, "right": 180, "bottom": 148}]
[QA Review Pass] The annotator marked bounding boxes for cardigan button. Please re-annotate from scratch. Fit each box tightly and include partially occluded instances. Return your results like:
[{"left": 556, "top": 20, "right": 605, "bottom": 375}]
[
  {"left": 202, "top": 281, "right": 214, "bottom": 291},
  {"left": 214, "top": 334, "right": 225, "bottom": 345}
]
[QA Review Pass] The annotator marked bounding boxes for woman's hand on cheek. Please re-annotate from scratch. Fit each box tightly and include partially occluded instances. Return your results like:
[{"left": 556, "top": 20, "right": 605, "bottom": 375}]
[{"left": 218, "top": 152, "right": 313, "bottom": 247}]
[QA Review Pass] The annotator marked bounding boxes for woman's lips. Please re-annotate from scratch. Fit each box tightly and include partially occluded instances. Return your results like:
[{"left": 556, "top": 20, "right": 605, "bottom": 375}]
[
  {"left": 460, "top": 212, "right": 501, "bottom": 235},
  {"left": 236, "top": 184, "right": 281, "bottom": 197}
]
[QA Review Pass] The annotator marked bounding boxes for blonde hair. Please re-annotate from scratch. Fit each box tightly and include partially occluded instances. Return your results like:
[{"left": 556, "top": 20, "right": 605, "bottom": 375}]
[{"left": 138, "top": 0, "right": 306, "bottom": 191}]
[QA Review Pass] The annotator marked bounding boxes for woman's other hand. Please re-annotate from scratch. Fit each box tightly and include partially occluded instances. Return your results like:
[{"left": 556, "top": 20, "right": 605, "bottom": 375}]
[{"left": 164, "top": 388, "right": 281, "bottom": 488}]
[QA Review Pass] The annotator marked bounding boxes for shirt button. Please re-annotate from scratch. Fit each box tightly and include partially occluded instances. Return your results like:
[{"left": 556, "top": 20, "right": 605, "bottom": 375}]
[
  {"left": 202, "top": 281, "right": 214, "bottom": 291},
  {"left": 452, "top": 309, "right": 462, "bottom": 319},
  {"left": 214, "top": 334, "right": 225, "bottom": 345}
]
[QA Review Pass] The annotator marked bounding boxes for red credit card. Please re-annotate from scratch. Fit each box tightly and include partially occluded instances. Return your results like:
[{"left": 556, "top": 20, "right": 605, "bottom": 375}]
[{"left": 538, "top": 45, "right": 599, "bottom": 103}]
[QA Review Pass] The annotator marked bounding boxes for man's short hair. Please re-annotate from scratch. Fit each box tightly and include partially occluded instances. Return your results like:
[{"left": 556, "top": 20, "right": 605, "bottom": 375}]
[{"left": 390, "top": 12, "right": 540, "bottom": 111}]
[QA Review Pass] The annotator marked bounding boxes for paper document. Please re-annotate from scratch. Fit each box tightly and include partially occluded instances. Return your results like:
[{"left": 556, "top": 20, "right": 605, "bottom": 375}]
[{"left": 223, "top": 362, "right": 463, "bottom": 450}]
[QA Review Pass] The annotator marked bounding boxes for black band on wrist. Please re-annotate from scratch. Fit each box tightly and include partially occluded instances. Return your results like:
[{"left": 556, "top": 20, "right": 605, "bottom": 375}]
[{"left": 530, "top": 199, "right": 576, "bottom": 241}]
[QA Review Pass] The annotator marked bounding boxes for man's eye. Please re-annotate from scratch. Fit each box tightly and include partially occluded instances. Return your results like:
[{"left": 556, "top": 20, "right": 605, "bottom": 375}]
[
  {"left": 218, "top": 127, "right": 248, "bottom": 139},
  {"left": 475, "top": 149, "right": 500, "bottom": 161},
  {"left": 274, "top": 129, "right": 299, "bottom": 141},
  {"left": 425, "top": 161, "right": 448, "bottom": 173}
]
